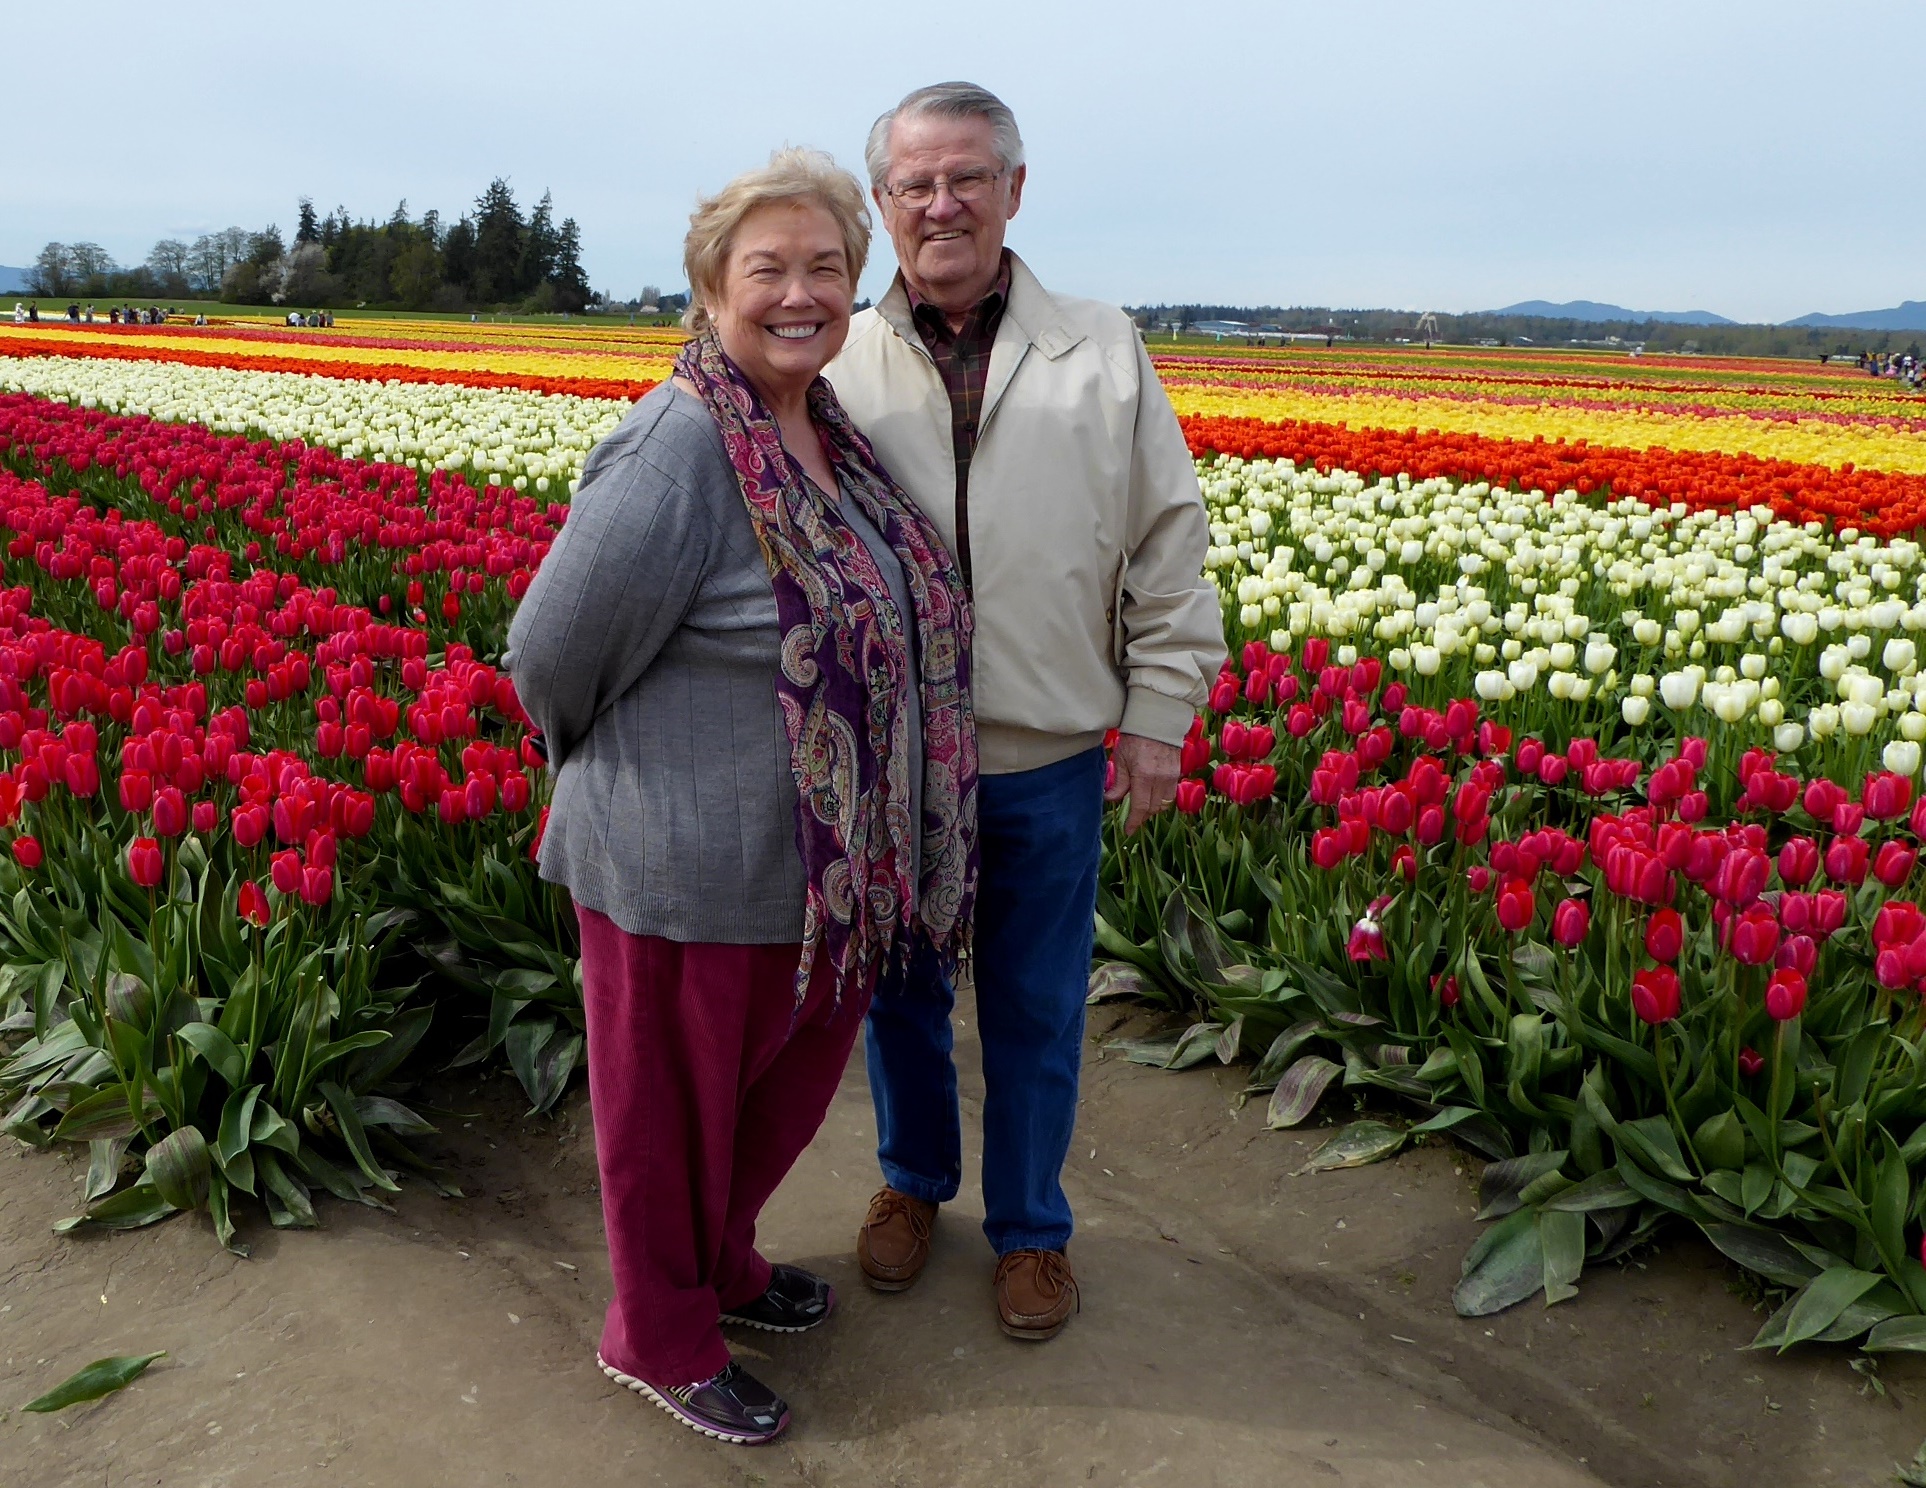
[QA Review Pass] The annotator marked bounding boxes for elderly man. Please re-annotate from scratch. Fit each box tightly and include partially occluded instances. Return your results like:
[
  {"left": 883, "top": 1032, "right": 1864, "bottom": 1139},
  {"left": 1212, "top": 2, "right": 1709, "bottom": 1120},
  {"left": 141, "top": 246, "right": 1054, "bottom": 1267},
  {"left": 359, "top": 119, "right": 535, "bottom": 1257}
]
[{"left": 825, "top": 81, "right": 1224, "bottom": 1341}]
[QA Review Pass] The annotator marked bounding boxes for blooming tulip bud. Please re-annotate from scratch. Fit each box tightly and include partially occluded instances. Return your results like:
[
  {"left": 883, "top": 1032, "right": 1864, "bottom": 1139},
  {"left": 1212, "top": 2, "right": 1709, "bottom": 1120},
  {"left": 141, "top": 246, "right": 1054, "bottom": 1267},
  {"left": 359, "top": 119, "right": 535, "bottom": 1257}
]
[
  {"left": 127, "top": 836, "right": 163, "bottom": 889},
  {"left": 1777, "top": 837, "right": 1819, "bottom": 889},
  {"left": 151, "top": 786, "right": 186, "bottom": 838},
  {"left": 1644, "top": 908, "right": 1684, "bottom": 962},
  {"left": 1630, "top": 966, "right": 1681, "bottom": 1025},
  {"left": 11, "top": 834, "right": 41, "bottom": 869},
  {"left": 1776, "top": 933, "right": 1817, "bottom": 976},
  {"left": 1874, "top": 841, "right": 1918, "bottom": 889},
  {"left": 1737, "top": 1047, "right": 1765, "bottom": 1078},
  {"left": 1825, "top": 835, "right": 1870, "bottom": 886},
  {"left": 1551, "top": 897, "right": 1590, "bottom": 947},
  {"left": 1175, "top": 779, "right": 1205, "bottom": 815},
  {"left": 270, "top": 849, "right": 302, "bottom": 895},
  {"left": 238, "top": 880, "right": 271, "bottom": 927},
  {"left": 1764, "top": 969, "right": 1808, "bottom": 1022},
  {"left": 191, "top": 800, "right": 217, "bottom": 835}
]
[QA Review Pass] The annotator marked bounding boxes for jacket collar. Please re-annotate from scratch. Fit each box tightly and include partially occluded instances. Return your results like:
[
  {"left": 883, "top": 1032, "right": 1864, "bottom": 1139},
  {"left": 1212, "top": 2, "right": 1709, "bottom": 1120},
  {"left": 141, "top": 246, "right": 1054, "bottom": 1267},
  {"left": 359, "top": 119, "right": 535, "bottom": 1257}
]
[{"left": 877, "top": 250, "right": 1084, "bottom": 364}]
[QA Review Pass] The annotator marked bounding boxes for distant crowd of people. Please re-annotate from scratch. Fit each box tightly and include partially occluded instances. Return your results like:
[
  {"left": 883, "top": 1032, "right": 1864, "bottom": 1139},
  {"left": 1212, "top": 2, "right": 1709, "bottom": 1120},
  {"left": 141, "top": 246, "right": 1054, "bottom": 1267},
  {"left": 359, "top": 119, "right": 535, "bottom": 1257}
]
[
  {"left": 285, "top": 310, "right": 336, "bottom": 327},
  {"left": 10, "top": 301, "right": 182, "bottom": 325},
  {"left": 1858, "top": 349, "right": 1924, "bottom": 388}
]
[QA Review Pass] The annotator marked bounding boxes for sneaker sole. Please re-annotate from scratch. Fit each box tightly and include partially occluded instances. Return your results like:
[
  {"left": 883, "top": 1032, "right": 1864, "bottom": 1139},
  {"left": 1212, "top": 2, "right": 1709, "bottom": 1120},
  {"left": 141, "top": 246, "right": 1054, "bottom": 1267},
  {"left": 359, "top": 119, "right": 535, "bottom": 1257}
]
[
  {"left": 719, "top": 1286, "right": 837, "bottom": 1333},
  {"left": 596, "top": 1355, "right": 789, "bottom": 1445}
]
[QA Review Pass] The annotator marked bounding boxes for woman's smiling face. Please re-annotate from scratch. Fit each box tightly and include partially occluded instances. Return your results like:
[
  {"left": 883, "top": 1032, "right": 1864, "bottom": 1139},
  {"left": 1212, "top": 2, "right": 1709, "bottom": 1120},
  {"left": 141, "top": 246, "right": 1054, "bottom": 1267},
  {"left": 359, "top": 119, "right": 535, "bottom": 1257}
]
[{"left": 710, "top": 200, "right": 855, "bottom": 404}]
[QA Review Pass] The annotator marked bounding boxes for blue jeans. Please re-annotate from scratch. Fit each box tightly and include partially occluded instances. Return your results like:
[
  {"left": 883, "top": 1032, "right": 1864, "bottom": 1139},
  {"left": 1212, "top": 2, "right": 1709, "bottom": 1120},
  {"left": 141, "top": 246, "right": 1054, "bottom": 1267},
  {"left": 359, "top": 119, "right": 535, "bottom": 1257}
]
[{"left": 866, "top": 746, "right": 1105, "bottom": 1255}]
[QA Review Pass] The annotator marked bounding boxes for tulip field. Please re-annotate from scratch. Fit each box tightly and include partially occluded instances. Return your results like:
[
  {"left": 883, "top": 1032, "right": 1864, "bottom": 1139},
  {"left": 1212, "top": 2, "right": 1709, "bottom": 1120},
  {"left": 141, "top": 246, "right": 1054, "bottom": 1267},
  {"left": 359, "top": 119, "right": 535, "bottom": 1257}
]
[{"left": 8, "top": 320, "right": 1926, "bottom": 1355}]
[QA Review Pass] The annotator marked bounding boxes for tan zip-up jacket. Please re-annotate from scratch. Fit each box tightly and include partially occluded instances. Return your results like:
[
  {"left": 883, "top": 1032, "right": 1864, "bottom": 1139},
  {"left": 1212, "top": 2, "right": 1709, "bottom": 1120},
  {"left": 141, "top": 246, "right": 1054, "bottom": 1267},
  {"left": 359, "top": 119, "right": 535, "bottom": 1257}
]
[{"left": 825, "top": 253, "right": 1225, "bottom": 774}]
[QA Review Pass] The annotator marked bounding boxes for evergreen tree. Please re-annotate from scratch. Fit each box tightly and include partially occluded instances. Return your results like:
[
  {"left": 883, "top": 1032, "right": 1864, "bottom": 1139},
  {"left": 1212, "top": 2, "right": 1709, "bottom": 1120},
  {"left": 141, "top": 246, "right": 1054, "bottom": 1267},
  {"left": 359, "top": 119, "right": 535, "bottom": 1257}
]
[
  {"left": 519, "top": 190, "right": 558, "bottom": 298},
  {"left": 469, "top": 179, "right": 524, "bottom": 304},
  {"left": 553, "top": 217, "right": 590, "bottom": 313},
  {"left": 441, "top": 216, "right": 477, "bottom": 294},
  {"left": 295, "top": 198, "right": 320, "bottom": 244}
]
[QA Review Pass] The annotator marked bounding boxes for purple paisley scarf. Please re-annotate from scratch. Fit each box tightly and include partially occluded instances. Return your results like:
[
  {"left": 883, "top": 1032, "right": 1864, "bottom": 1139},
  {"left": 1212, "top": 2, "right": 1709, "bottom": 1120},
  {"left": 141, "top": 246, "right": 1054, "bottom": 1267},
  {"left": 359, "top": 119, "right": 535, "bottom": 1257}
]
[{"left": 675, "top": 331, "right": 978, "bottom": 1003}]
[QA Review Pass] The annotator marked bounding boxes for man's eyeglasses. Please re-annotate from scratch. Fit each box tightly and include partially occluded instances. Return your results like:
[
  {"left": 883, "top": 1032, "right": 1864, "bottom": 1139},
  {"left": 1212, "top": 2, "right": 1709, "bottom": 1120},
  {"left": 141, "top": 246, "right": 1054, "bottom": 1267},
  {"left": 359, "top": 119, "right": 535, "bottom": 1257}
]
[{"left": 883, "top": 168, "right": 1005, "bottom": 210}]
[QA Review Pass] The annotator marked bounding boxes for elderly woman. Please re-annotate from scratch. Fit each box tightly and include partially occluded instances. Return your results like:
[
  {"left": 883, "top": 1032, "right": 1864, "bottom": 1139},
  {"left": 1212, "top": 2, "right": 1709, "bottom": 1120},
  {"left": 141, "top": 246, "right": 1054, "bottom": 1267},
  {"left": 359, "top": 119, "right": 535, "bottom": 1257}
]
[{"left": 506, "top": 149, "right": 977, "bottom": 1445}]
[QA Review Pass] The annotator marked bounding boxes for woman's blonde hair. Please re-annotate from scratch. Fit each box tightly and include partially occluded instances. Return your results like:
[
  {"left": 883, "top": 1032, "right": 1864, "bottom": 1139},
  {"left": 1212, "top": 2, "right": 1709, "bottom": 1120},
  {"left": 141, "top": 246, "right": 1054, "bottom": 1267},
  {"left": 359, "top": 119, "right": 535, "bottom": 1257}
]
[{"left": 683, "top": 148, "right": 871, "bottom": 335}]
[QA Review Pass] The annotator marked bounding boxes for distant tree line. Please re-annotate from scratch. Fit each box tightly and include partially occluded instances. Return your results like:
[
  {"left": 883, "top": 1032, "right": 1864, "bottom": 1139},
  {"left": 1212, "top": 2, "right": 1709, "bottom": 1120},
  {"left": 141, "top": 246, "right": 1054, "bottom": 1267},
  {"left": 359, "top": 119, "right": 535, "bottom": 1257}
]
[
  {"left": 1128, "top": 303, "right": 1925, "bottom": 360},
  {"left": 26, "top": 179, "right": 596, "bottom": 313}
]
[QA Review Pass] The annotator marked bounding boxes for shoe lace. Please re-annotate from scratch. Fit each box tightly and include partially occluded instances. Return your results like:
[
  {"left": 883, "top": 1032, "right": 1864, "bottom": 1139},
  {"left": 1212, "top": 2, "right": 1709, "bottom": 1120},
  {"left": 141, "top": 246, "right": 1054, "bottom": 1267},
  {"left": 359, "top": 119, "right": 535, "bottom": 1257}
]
[
  {"left": 995, "top": 1248, "right": 1077, "bottom": 1304},
  {"left": 867, "top": 1188, "right": 932, "bottom": 1241}
]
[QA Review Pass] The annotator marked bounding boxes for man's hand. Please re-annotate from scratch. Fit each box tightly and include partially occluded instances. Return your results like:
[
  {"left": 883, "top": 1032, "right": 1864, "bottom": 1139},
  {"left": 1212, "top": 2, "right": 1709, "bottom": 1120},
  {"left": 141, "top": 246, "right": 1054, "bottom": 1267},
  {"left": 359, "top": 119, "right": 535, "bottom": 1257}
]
[{"left": 1104, "top": 733, "right": 1182, "bottom": 835}]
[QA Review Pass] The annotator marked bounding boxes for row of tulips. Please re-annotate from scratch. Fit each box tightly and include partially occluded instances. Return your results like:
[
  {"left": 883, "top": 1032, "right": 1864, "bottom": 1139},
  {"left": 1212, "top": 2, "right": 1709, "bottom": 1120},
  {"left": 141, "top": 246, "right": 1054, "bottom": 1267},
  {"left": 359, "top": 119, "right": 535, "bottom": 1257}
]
[
  {"left": 0, "top": 393, "right": 583, "bottom": 1248},
  {"left": 1099, "top": 625, "right": 1926, "bottom": 1347}
]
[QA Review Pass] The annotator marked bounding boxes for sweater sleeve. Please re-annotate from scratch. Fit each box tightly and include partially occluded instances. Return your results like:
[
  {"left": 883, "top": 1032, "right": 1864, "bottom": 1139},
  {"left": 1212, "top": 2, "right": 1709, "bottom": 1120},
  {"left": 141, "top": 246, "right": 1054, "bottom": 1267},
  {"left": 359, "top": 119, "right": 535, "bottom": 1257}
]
[
  {"left": 1116, "top": 334, "right": 1228, "bottom": 746},
  {"left": 505, "top": 411, "right": 718, "bottom": 770}
]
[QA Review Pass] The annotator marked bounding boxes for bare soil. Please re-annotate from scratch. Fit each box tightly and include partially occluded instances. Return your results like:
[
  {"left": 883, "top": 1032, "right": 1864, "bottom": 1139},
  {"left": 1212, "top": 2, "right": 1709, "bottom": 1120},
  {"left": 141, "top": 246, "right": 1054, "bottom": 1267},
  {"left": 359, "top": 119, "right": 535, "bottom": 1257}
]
[{"left": 2, "top": 1003, "right": 1921, "bottom": 1488}]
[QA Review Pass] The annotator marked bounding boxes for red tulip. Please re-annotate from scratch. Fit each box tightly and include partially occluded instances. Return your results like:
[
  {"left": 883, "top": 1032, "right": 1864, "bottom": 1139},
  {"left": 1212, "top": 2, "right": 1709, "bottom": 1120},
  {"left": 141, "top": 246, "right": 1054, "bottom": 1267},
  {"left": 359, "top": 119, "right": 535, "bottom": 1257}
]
[
  {"left": 64, "top": 752, "right": 99, "bottom": 798},
  {"left": 1764, "top": 968, "right": 1808, "bottom": 1022},
  {"left": 270, "top": 849, "right": 302, "bottom": 895},
  {"left": 238, "top": 880, "right": 271, "bottom": 927},
  {"left": 1877, "top": 947, "right": 1912, "bottom": 989},
  {"left": 1644, "top": 908, "right": 1684, "bottom": 962},
  {"left": 127, "top": 836, "right": 163, "bottom": 888},
  {"left": 299, "top": 863, "right": 333, "bottom": 906},
  {"left": 1813, "top": 889, "right": 1850, "bottom": 937},
  {"left": 1175, "top": 779, "right": 1205, "bottom": 815},
  {"left": 232, "top": 802, "right": 269, "bottom": 849},
  {"left": 1551, "top": 897, "right": 1590, "bottom": 947},
  {"left": 1865, "top": 771, "right": 1914, "bottom": 821},
  {"left": 1776, "top": 836, "right": 1817, "bottom": 889},
  {"left": 1776, "top": 933, "right": 1817, "bottom": 976},
  {"left": 1495, "top": 877, "right": 1535, "bottom": 932},
  {"left": 1630, "top": 966, "right": 1681, "bottom": 1025},
  {"left": 1874, "top": 841, "right": 1918, "bottom": 889},
  {"left": 1391, "top": 844, "right": 1417, "bottom": 883},
  {"left": 1737, "top": 1046, "right": 1765, "bottom": 1078},
  {"left": 11, "top": 835, "right": 41, "bottom": 869},
  {"left": 151, "top": 786, "right": 186, "bottom": 838},
  {"left": 1825, "top": 835, "right": 1870, "bottom": 886},
  {"left": 1347, "top": 917, "right": 1388, "bottom": 962},
  {"left": 1728, "top": 906, "right": 1780, "bottom": 967}
]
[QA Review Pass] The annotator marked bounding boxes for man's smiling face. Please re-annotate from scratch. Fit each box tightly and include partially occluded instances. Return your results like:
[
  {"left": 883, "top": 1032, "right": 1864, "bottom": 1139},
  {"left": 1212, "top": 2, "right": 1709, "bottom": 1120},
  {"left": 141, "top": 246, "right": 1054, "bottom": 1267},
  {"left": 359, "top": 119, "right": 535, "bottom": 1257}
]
[{"left": 878, "top": 113, "right": 1024, "bottom": 313}]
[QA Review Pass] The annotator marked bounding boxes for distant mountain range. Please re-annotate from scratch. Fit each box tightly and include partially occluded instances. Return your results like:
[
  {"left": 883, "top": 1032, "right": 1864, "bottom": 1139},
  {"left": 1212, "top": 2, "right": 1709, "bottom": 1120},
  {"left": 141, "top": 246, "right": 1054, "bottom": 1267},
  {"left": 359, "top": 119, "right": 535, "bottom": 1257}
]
[
  {"left": 1783, "top": 301, "right": 1926, "bottom": 331},
  {"left": 1489, "top": 297, "right": 1926, "bottom": 333},
  {"left": 0, "top": 266, "right": 31, "bottom": 295},
  {"left": 1489, "top": 299, "right": 1736, "bottom": 326}
]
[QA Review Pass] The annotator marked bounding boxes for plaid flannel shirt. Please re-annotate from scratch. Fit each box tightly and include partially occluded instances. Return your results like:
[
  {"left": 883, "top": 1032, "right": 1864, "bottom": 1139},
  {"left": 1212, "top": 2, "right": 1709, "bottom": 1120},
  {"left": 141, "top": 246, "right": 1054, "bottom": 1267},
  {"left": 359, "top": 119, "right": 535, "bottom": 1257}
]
[{"left": 906, "top": 252, "right": 1012, "bottom": 589}]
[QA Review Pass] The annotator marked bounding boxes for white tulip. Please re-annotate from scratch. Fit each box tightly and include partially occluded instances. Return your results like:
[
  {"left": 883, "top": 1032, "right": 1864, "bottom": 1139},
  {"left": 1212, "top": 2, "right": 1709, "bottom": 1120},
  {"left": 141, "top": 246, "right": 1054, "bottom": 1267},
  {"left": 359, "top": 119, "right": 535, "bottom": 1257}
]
[
  {"left": 1658, "top": 671, "right": 1700, "bottom": 710},
  {"left": 1885, "top": 740, "right": 1923, "bottom": 778},
  {"left": 1756, "top": 698, "right": 1785, "bottom": 727},
  {"left": 1622, "top": 695, "right": 1651, "bottom": 725},
  {"left": 1887, "top": 638, "right": 1919, "bottom": 675},
  {"left": 1842, "top": 700, "right": 1878, "bottom": 736}
]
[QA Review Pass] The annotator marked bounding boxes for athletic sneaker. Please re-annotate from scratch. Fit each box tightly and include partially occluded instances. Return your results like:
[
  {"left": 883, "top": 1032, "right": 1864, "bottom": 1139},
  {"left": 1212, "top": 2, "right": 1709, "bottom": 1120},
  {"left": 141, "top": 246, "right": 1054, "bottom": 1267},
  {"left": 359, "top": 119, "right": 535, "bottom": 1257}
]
[
  {"left": 598, "top": 1355, "right": 790, "bottom": 1445},
  {"left": 720, "top": 1263, "right": 837, "bottom": 1333}
]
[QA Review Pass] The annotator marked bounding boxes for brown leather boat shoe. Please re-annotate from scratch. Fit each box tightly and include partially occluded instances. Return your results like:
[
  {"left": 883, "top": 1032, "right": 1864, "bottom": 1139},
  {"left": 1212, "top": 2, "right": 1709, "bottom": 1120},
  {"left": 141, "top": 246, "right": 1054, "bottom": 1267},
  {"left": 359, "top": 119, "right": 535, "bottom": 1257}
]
[
  {"left": 856, "top": 1187, "right": 937, "bottom": 1292},
  {"left": 993, "top": 1248, "right": 1079, "bottom": 1341}
]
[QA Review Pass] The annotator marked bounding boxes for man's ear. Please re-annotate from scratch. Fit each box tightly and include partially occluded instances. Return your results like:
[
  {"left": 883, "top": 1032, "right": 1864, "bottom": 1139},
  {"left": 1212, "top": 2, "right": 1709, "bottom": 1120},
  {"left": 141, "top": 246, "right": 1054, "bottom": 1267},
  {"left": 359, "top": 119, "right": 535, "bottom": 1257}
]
[{"left": 1005, "top": 164, "right": 1026, "bottom": 220}]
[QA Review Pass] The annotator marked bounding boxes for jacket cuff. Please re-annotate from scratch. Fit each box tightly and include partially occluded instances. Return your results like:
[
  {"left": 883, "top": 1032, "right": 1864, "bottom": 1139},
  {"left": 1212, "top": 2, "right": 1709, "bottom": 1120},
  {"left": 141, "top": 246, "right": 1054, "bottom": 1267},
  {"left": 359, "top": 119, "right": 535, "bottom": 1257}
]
[{"left": 1119, "top": 686, "right": 1195, "bottom": 749}]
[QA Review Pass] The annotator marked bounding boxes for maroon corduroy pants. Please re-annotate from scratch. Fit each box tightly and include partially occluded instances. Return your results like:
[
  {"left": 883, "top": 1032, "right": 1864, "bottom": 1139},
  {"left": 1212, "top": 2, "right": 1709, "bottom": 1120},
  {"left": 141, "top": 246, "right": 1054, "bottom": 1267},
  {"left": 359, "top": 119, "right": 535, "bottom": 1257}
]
[{"left": 577, "top": 905, "right": 867, "bottom": 1387}]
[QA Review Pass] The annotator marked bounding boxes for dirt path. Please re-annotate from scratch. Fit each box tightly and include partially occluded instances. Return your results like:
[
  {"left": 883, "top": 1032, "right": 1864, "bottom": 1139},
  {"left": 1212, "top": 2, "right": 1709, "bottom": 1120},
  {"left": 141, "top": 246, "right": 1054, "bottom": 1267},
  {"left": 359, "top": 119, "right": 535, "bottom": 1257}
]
[{"left": 3, "top": 1005, "right": 1921, "bottom": 1487}]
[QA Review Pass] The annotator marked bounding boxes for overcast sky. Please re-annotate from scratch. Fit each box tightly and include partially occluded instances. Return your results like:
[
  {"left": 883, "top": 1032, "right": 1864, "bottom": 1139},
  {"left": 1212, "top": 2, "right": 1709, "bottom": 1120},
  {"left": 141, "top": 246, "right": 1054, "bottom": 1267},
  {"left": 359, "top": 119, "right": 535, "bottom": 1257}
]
[{"left": 6, "top": 1, "right": 1920, "bottom": 323}]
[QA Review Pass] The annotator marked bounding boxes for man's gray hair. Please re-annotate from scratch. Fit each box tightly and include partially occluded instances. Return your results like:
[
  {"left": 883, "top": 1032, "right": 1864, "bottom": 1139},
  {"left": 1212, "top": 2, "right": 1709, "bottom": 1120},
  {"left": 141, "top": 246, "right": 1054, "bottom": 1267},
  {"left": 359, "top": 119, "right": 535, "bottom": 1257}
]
[{"left": 863, "top": 82, "right": 1025, "bottom": 190}]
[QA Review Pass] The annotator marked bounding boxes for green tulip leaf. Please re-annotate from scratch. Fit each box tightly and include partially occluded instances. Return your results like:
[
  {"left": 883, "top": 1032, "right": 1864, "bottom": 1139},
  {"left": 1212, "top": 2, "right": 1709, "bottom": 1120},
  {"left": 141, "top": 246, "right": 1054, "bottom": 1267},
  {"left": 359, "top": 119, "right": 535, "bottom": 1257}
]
[
  {"left": 1297, "top": 1120, "right": 1404, "bottom": 1174},
  {"left": 1266, "top": 1055, "right": 1343, "bottom": 1129},
  {"left": 22, "top": 1351, "right": 166, "bottom": 1413}
]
